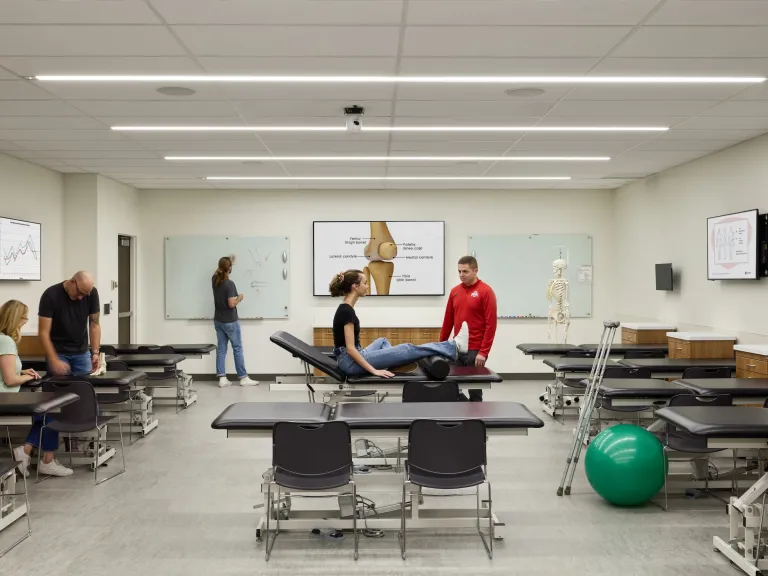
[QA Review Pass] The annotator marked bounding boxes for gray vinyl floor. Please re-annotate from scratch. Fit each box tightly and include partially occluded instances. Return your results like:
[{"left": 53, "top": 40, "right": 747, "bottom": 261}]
[{"left": 1, "top": 380, "right": 740, "bottom": 575}]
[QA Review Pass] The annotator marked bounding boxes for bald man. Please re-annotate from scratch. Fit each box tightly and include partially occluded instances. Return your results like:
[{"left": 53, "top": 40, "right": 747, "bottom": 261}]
[{"left": 38, "top": 271, "right": 101, "bottom": 376}]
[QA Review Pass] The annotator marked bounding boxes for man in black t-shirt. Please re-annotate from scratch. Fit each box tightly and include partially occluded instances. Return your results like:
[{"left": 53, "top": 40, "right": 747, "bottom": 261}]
[{"left": 38, "top": 271, "right": 101, "bottom": 376}]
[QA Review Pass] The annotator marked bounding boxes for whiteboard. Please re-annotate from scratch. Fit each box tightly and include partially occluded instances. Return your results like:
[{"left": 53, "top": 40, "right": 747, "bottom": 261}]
[
  {"left": 164, "top": 236, "right": 290, "bottom": 319},
  {"left": 467, "top": 234, "right": 593, "bottom": 318}
]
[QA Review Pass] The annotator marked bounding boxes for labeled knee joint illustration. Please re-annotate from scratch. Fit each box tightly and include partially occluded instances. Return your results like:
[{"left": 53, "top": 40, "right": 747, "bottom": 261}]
[{"left": 364, "top": 222, "right": 397, "bottom": 295}]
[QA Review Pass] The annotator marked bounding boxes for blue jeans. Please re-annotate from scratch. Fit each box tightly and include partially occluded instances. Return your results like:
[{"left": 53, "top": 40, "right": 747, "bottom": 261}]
[
  {"left": 214, "top": 320, "right": 247, "bottom": 378},
  {"left": 336, "top": 337, "right": 458, "bottom": 376},
  {"left": 25, "top": 352, "right": 91, "bottom": 452}
]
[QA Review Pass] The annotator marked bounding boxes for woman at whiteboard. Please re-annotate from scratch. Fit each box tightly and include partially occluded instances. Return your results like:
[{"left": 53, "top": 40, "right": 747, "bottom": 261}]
[
  {"left": 330, "top": 269, "right": 469, "bottom": 377},
  {"left": 212, "top": 255, "right": 258, "bottom": 388}
]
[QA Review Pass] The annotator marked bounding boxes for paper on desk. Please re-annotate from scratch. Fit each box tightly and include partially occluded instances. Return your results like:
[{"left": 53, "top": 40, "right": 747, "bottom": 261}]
[{"left": 90, "top": 352, "right": 106, "bottom": 376}]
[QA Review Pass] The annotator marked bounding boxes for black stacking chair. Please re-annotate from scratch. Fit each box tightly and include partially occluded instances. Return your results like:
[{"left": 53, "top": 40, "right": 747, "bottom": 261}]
[
  {"left": 401, "top": 419, "right": 491, "bottom": 560},
  {"left": 38, "top": 380, "right": 126, "bottom": 485},
  {"left": 137, "top": 345, "right": 186, "bottom": 413},
  {"left": 266, "top": 421, "right": 357, "bottom": 561},
  {"left": 597, "top": 366, "right": 655, "bottom": 426},
  {"left": 681, "top": 367, "right": 732, "bottom": 379},
  {"left": 0, "top": 457, "right": 31, "bottom": 557},
  {"left": 99, "top": 345, "right": 116, "bottom": 356},
  {"left": 402, "top": 381, "right": 459, "bottom": 403},
  {"left": 105, "top": 359, "right": 142, "bottom": 445},
  {"left": 623, "top": 350, "right": 665, "bottom": 359},
  {"left": 657, "top": 393, "right": 733, "bottom": 510}
]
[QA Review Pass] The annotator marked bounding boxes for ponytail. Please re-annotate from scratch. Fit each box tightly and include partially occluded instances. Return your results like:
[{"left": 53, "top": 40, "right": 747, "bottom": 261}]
[
  {"left": 329, "top": 269, "right": 363, "bottom": 297},
  {"left": 214, "top": 256, "right": 232, "bottom": 287}
]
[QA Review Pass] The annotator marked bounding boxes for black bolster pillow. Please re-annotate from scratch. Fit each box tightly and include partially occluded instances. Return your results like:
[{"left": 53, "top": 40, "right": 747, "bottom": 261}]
[{"left": 417, "top": 355, "right": 450, "bottom": 381}]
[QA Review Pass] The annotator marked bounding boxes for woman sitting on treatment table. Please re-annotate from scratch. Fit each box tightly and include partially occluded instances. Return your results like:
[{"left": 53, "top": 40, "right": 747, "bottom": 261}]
[
  {"left": 330, "top": 269, "right": 469, "bottom": 378},
  {"left": 0, "top": 299, "right": 73, "bottom": 477}
]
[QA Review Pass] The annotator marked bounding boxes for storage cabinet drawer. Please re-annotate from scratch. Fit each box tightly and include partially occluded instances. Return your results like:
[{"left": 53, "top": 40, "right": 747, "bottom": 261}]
[
  {"left": 668, "top": 338, "right": 691, "bottom": 358},
  {"left": 738, "top": 369, "right": 768, "bottom": 379},
  {"left": 621, "top": 329, "right": 638, "bottom": 344},
  {"left": 737, "top": 353, "right": 768, "bottom": 375}
]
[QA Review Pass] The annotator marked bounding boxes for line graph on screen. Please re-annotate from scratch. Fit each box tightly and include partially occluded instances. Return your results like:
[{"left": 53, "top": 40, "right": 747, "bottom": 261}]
[{"left": 0, "top": 218, "right": 41, "bottom": 280}]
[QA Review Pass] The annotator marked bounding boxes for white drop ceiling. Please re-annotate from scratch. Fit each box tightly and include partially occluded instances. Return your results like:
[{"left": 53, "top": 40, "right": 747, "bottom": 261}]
[{"left": 0, "top": 0, "right": 767, "bottom": 190}]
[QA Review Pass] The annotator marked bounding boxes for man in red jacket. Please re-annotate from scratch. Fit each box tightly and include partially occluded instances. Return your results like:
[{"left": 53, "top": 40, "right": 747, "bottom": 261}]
[{"left": 440, "top": 255, "right": 497, "bottom": 401}]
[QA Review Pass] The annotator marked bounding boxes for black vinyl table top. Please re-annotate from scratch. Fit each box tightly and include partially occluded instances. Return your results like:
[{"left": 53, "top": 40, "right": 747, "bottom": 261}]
[
  {"left": 106, "top": 344, "right": 215, "bottom": 354},
  {"left": 211, "top": 402, "right": 332, "bottom": 429},
  {"left": 23, "top": 371, "right": 146, "bottom": 388},
  {"left": 113, "top": 354, "right": 185, "bottom": 367},
  {"left": 598, "top": 378, "right": 691, "bottom": 398},
  {"left": 655, "top": 406, "right": 768, "bottom": 438},
  {"left": 618, "top": 358, "right": 736, "bottom": 372},
  {"left": 516, "top": 343, "right": 582, "bottom": 354},
  {"left": 543, "top": 358, "right": 619, "bottom": 372},
  {"left": 347, "top": 365, "right": 503, "bottom": 384},
  {"left": 578, "top": 343, "right": 669, "bottom": 353},
  {"left": 675, "top": 378, "right": 768, "bottom": 397},
  {"left": 0, "top": 392, "right": 79, "bottom": 415},
  {"left": 333, "top": 401, "right": 544, "bottom": 429}
]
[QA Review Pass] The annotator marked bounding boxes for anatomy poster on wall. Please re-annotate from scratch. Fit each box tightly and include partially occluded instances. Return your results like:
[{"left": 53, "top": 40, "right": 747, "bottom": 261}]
[
  {"left": 707, "top": 209, "right": 759, "bottom": 280},
  {"left": 313, "top": 221, "right": 445, "bottom": 296}
]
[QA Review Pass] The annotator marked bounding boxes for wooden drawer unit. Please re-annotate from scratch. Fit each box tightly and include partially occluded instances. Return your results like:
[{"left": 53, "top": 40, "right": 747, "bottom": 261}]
[
  {"left": 736, "top": 352, "right": 768, "bottom": 378},
  {"left": 668, "top": 335, "right": 735, "bottom": 359},
  {"left": 622, "top": 328, "right": 671, "bottom": 345},
  {"left": 668, "top": 338, "right": 691, "bottom": 358}
]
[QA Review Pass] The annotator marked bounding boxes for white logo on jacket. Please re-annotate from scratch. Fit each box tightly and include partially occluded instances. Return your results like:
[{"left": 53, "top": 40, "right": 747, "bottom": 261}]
[{"left": 471, "top": 291, "right": 479, "bottom": 298}]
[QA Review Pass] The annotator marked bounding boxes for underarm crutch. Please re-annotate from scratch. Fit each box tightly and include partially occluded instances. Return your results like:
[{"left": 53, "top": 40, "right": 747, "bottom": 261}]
[{"left": 557, "top": 320, "right": 619, "bottom": 496}]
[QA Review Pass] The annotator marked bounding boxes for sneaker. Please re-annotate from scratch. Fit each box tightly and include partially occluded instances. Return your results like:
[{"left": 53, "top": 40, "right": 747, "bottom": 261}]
[
  {"left": 238, "top": 376, "right": 259, "bottom": 386},
  {"left": 39, "top": 459, "right": 74, "bottom": 477},
  {"left": 218, "top": 377, "right": 232, "bottom": 388},
  {"left": 453, "top": 321, "right": 470, "bottom": 355},
  {"left": 13, "top": 446, "right": 30, "bottom": 477}
]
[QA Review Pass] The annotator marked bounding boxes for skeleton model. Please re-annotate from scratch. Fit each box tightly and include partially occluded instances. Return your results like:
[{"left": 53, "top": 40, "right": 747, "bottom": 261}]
[
  {"left": 363, "top": 221, "right": 397, "bottom": 295},
  {"left": 546, "top": 258, "right": 570, "bottom": 343}
]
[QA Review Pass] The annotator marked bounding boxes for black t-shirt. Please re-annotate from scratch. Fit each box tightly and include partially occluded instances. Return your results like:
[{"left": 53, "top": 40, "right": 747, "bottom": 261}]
[
  {"left": 212, "top": 276, "right": 238, "bottom": 323},
  {"left": 38, "top": 282, "right": 100, "bottom": 354},
  {"left": 333, "top": 303, "right": 360, "bottom": 349}
]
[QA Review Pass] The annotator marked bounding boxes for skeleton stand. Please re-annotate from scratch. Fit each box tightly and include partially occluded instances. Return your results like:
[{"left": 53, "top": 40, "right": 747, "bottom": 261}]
[{"left": 557, "top": 320, "right": 619, "bottom": 496}]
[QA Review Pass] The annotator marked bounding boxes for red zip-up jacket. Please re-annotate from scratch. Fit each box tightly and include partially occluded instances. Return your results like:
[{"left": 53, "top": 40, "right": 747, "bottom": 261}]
[{"left": 439, "top": 279, "right": 498, "bottom": 358}]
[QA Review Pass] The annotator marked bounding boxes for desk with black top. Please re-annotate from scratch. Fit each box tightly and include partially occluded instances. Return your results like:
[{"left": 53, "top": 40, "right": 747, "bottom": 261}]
[
  {"left": 617, "top": 358, "right": 736, "bottom": 379},
  {"left": 674, "top": 378, "right": 768, "bottom": 406},
  {"left": 105, "top": 344, "right": 215, "bottom": 360},
  {"left": 212, "top": 400, "right": 544, "bottom": 541},
  {"left": 578, "top": 343, "right": 669, "bottom": 356},
  {"left": 516, "top": 343, "right": 584, "bottom": 359}
]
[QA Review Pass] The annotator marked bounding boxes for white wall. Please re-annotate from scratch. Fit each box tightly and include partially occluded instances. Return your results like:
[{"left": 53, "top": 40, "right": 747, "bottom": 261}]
[
  {"left": 138, "top": 188, "right": 616, "bottom": 374},
  {"left": 614, "top": 132, "right": 768, "bottom": 343},
  {"left": 96, "top": 175, "right": 140, "bottom": 344},
  {"left": 0, "top": 153, "right": 64, "bottom": 334},
  {"left": 62, "top": 174, "right": 98, "bottom": 276}
]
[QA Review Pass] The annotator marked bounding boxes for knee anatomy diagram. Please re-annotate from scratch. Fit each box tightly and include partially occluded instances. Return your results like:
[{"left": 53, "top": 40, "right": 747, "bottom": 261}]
[
  {"left": 363, "top": 221, "right": 397, "bottom": 295},
  {"left": 546, "top": 258, "right": 570, "bottom": 343}
]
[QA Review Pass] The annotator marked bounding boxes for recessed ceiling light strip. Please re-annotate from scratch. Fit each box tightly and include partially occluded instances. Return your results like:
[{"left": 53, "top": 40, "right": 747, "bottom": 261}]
[
  {"left": 113, "top": 125, "right": 667, "bottom": 132},
  {"left": 206, "top": 176, "right": 571, "bottom": 181},
  {"left": 166, "top": 155, "right": 609, "bottom": 161}
]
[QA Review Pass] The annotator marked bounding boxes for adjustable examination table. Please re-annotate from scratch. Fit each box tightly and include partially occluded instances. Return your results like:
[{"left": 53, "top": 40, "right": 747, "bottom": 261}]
[
  {"left": 111, "top": 353, "right": 195, "bottom": 409},
  {"left": 105, "top": 343, "right": 215, "bottom": 360},
  {"left": 617, "top": 358, "right": 736, "bottom": 379},
  {"left": 270, "top": 331, "right": 502, "bottom": 401},
  {"left": 212, "top": 400, "right": 544, "bottom": 541}
]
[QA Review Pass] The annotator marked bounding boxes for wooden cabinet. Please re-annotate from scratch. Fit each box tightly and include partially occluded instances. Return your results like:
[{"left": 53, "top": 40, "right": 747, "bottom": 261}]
[
  {"left": 621, "top": 324, "right": 676, "bottom": 345},
  {"left": 667, "top": 333, "right": 735, "bottom": 359},
  {"left": 735, "top": 346, "right": 768, "bottom": 378},
  {"left": 311, "top": 326, "right": 442, "bottom": 376}
]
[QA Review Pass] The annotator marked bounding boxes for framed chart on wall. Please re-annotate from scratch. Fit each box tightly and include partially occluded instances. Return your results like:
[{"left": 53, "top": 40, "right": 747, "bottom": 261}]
[
  {"left": 707, "top": 209, "right": 760, "bottom": 280},
  {"left": 313, "top": 221, "right": 445, "bottom": 296}
]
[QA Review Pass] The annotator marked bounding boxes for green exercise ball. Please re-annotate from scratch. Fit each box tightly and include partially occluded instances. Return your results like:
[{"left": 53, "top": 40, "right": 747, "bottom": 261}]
[{"left": 584, "top": 424, "right": 667, "bottom": 506}]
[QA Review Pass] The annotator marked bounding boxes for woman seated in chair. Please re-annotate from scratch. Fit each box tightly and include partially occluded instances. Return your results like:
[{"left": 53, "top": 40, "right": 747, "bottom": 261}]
[
  {"left": 330, "top": 270, "right": 469, "bottom": 377},
  {"left": 0, "top": 299, "right": 72, "bottom": 477}
]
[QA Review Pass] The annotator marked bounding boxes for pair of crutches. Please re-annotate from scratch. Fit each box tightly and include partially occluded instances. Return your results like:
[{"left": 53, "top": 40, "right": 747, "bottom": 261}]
[{"left": 557, "top": 320, "right": 619, "bottom": 496}]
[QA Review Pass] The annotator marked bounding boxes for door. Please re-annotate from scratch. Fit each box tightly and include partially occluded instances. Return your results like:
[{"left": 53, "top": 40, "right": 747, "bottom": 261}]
[{"left": 118, "top": 235, "right": 133, "bottom": 343}]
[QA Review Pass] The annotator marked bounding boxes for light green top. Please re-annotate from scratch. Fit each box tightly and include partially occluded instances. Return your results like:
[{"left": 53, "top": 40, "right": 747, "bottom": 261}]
[{"left": 0, "top": 333, "right": 22, "bottom": 393}]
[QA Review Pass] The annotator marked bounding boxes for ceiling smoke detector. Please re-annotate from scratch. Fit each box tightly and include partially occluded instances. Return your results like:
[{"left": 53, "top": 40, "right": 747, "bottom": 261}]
[
  {"left": 156, "top": 86, "right": 197, "bottom": 97},
  {"left": 505, "top": 87, "right": 545, "bottom": 98}
]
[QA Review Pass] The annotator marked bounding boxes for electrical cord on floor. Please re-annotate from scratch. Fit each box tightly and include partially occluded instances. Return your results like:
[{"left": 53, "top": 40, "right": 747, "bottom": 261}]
[{"left": 356, "top": 494, "right": 384, "bottom": 538}]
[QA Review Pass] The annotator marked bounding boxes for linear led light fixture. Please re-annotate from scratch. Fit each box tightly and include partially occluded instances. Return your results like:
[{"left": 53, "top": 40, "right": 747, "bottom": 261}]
[
  {"left": 35, "top": 75, "right": 767, "bottom": 83},
  {"left": 167, "top": 155, "right": 610, "bottom": 161},
  {"left": 113, "top": 125, "right": 667, "bottom": 132},
  {"left": 206, "top": 176, "right": 571, "bottom": 181}
]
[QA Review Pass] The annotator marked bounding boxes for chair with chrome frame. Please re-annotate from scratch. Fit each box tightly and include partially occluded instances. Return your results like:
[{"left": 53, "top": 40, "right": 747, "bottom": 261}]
[
  {"left": 400, "top": 419, "right": 492, "bottom": 560},
  {"left": 37, "top": 380, "right": 126, "bottom": 485},
  {"left": 137, "top": 345, "right": 186, "bottom": 413},
  {"left": 402, "top": 381, "right": 459, "bottom": 403},
  {"left": 0, "top": 441, "right": 32, "bottom": 557},
  {"left": 266, "top": 420, "right": 358, "bottom": 561}
]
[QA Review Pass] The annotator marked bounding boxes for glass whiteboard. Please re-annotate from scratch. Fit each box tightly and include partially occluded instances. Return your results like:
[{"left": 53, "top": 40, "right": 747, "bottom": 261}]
[
  {"left": 164, "top": 236, "right": 290, "bottom": 320},
  {"left": 467, "top": 234, "right": 592, "bottom": 318}
]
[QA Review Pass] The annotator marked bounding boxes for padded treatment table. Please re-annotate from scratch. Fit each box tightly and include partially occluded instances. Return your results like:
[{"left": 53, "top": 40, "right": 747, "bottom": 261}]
[
  {"left": 617, "top": 358, "right": 736, "bottom": 379},
  {"left": 269, "top": 331, "right": 502, "bottom": 400},
  {"left": 597, "top": 378, "right": 691, "bottom": 407},
  {"left": 539, "top": 358, "right": 620, "bottom": 422},
  {"left": 654, "top": 406, "right": 768, "bottom": 575},
  {"left": 516, "top": 343, "right": 584, "bottom": 358},
  {"left": 211, "top": 400, "right": 543, "bottom": 540},
  {"left": 105, "top": 343, "right": 215, "bottom": 359},
  {"left": 578, "top": 343, "right": 669, "bottom": 356},
  {"left": 20, "top": 355, "right": 116, "bottom": 372},
  {"left": 113, "top": 354, "right": 185, "bottom": 371},
  {"left": 112, "top": 353, "right": 195, "bottom": 410},
  {"left": 23, "top": 371, "right": 147, "bottom": 395},
  {"left": 543, "top": 357, "right": 620, "bottom": 375},
  {"left": 675, "top": 378, "right": 768, "bottom": 406}
]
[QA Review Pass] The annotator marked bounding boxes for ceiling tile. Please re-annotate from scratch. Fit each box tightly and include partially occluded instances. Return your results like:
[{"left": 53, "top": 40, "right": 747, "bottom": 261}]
[
  {"left": 389, "top": 140, "right": 511, "bottom": 153},
  {"left": 614, "top": 26, "right": 768, "bottom": 57},
  {"left": 673, "top": 117, "right": 768, "bottom": 129},
  {"left": 398, "top": 57, "right": 600, "bottom": 75},
  {"left": 0, "top": 129, "right": 124, "bottom": 141},
  {"left": 71, "top": 100, "right": 240, "bottom": 117},
  {"left": 407, "top": 0, "right": 659, "bottom": 25},
  {"left": 151, "top": 0, "right": 404, "bottom": 24},
  {"left": 141, "top": 140, "right": 269, "bottom": 152},
  {"left": 0, "top": 56, "right": 201, "bottom": 76},
  {"left": 232, "top": 100, "right": 392, "bottom": 119},
  {"left": 197, "top": 57, "right": 398, "bottom": 75},
  {"left": 266, "top": 141, "right": 389, "bottom": 154},
  {"left": 634, "top": 139, "right": 741, "bottom": 151},
  {"left": 646, "top": 1, "right": 768, "bottom": 25},
  {"left": 700, "top": 101, "right": 768, "bottom": 116},
  {"left": 0, "top": 1, "right": 160, "bottom": 24},
  {"left": 7, "top": 149, "right": 160, "bottom": 160},
  {"left": 0, "top": 67, "right": 17, "bottom": 79},
  {"left": 16, "top": 140, "right": 148, "bottom": 151},
  {"left": 0, "top": 141, "right": 24, "bottom": 151},
  {"left": 0, "top": 26, "right": 186, "bottom": 56},
  {"left": 128, "top": 179, "right": 214, "bottom": 189},
  {"left": 395, "top": 84, "right": 571, "bottom": 101},
  {"left": 223, "top": 84, "right": 395, "bottom": 101},
  {"left": 653, "top": 128, "right": 768, "bottom": 141},
  {"left": 0, "top": 100, "right": 82, "bottom": 116},
  {"left": 547, "top": 100, "right": 717, "bottom": 117},
  {"left": 0, "top": 117, "right": 105, "bottom": 130},
  {"left": 0, "top": 80, "right": 55, "bottom": 99},
  {"left": 564, "top": 84, "right": 750, "bottom": 101},
  {"left": 395, "top": 100, "right": 555, "bottom": 117},
  {"left": 39, "top": 82, "right": 229, "bottom": 101},
  {"left": 173, "top": 25, "right": 401, "bottom": 57},
  {"left": 731, "top": 84, "right": 768, "bottom": 101},
  {"left": 401, "top": 26, "right": 632, "bottom": 57},
  {"left": 592, "top": 57, "right": 768, "bottom": 76},
  {"left": 509, "top": 140, "right": 640, "bottom": 154}
]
